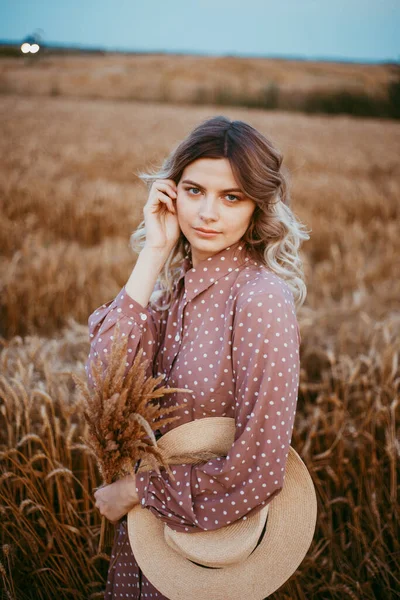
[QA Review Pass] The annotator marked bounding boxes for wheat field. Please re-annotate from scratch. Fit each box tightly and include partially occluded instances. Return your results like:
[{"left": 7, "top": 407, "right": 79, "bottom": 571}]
[
  {"left": 0, "top": 52, "right": 396, "bottom": 104},
  {"left": 0, "top": 81, "right": 399, "bottom": 599}
]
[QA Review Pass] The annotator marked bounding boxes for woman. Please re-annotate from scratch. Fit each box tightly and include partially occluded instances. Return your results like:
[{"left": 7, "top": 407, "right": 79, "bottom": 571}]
[{"left": 86, "top": 115, "right": 310, "bottom": 599}]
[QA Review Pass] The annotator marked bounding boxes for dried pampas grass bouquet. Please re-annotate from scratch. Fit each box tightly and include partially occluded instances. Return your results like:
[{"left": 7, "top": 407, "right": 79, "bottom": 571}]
[{"left": 72, "top": 321, "right": 191, "bottom": 550}]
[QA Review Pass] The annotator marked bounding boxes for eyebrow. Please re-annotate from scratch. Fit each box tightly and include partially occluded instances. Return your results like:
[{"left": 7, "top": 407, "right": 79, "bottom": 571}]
[{"left": 181, "top": 179, "right": 243, "bottom": 194}]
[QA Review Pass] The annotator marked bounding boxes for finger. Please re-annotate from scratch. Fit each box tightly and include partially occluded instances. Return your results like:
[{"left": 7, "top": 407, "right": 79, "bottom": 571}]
[
  {"left": 148, "top": 191, "right": 176, "bottom": 214},
  {"left": 155, "top": 178, "right": 176, "bottom": 188},
  {"left": 155, "top": 181, "right": 177, "bottom": 198},
  {"left": 158, "top": 191, "right": 177, "bottom": 213},
  {"left": 157, "top": 178, "right": 177, "bottom": 188}
]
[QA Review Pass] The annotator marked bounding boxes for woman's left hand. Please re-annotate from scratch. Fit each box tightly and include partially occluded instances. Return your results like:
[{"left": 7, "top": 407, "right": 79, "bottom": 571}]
[{"left": 94, "top": 474, "right": 140, "bottom": 524}]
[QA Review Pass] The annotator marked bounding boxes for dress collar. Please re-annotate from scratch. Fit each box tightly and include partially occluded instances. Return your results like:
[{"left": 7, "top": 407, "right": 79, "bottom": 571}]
[{"left": 178, "top": 240, "right": 253, "bottom": 302}]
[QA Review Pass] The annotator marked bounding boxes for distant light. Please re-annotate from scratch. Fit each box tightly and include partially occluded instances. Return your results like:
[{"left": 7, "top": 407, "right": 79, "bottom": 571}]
[
  {"left": 21, "top": 43, "right": 30, "bottom": 53},
  {"left": 30, "top": 44, "right": 40, "bottom": 53}
]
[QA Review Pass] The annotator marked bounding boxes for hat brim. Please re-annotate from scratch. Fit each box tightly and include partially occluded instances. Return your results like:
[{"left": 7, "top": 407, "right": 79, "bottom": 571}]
[{"left": 128, "top": 445, "right": 317, "bottom": 600}]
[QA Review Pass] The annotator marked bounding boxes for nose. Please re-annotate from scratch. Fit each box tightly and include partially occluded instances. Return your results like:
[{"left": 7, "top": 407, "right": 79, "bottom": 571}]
[{"left": 198, "top": 196, "right": 219, "bottom": 222}]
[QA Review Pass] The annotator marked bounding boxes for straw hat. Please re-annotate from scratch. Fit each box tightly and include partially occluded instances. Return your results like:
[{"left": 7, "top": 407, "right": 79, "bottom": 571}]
[{"left": 127, "top": 417, "right": 317, "bottom": 600}]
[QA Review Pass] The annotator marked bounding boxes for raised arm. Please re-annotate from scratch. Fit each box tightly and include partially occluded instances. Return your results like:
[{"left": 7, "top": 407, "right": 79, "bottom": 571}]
[
  {"left": 85, "top": 246, "right": 171, "bottom": 389},
  {"left": 86, "top": 173, "right": 181, "bottom": 389}
]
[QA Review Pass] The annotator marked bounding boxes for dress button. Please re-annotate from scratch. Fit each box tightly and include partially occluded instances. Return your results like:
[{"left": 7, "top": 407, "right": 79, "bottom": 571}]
[
  {"left": 140, "top": 313, "right": 147, "bottom": 321},
  {"left": 175, "top": 333, "right": 180, "bottom": 342}
]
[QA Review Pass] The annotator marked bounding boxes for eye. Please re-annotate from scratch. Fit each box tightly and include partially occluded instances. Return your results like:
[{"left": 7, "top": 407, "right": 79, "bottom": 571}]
[{"left": 185, "top": 187, "right": 240, "bottom": 203}]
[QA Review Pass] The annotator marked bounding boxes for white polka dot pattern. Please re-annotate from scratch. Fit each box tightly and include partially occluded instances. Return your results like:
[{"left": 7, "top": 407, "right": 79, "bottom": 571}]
[
  {"left": 86, "top": 240, "right": 301, "bottom": 597},
  {"left": 104, "top": 518, "right": 168, "bottom": 599}
]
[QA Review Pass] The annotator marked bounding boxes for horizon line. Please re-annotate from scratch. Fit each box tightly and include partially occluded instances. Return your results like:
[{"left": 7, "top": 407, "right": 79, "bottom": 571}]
[{"left": 0, "top": 38, "right": 398, "bottom": 66}]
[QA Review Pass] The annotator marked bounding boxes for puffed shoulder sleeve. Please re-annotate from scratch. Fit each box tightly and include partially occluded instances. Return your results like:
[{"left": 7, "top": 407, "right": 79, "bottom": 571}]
[
  {"left": 85, "top": 282, "right": 169, "bottom": 391},
  {"left": 134, "top": 277, "right": 301, "bottom": 533}
]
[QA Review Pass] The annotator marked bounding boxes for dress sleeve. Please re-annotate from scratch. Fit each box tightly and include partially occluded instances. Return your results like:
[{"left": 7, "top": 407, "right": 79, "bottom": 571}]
[
  {"left": 85, "top": 282, "right": 169, "bottom": 391},
  {"left": 135, "top": 280, "right": 301, "bottom": 533}
]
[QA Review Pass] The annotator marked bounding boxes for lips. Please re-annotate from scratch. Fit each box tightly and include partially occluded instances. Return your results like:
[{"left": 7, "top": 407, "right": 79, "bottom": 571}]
[{"left": 194, "top": 227, "right": 221, "bottom": 234}]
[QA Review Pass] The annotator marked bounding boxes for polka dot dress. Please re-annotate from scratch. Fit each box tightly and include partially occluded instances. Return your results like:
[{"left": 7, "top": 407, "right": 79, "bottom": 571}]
[
  {"left": 86, "top": 240, "right": 301, "bottom": 598},
  {"left": 104, "top": 517, "right": 168, "bottom": 599}
]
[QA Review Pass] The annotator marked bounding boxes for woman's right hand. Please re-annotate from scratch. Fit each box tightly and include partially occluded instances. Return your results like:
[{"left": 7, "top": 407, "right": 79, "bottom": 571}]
[{"left": 143, "top": 178, "right": 181, "bottom": 250}]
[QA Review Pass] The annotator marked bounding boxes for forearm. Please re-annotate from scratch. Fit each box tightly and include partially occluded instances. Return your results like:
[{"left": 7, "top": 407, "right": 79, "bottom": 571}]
[{"left": 125, "top": 245, "right": 170, "bottom": 308}]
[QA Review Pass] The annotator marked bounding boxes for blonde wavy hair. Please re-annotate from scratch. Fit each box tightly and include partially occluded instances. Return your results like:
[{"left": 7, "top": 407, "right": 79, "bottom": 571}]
[{"left": 130, "top": 115, "right": 311, "bottom": 310}]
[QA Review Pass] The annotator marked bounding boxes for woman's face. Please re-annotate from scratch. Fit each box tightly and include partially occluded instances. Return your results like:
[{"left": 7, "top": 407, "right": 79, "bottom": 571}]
[{"left": 176, "top": 158, "right": 256, "bottom": 267}]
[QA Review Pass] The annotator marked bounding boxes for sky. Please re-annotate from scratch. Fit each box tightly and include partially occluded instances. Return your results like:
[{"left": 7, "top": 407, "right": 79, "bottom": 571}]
[{"left": 1, "top": 0, "right": 399, "bottom": 64}]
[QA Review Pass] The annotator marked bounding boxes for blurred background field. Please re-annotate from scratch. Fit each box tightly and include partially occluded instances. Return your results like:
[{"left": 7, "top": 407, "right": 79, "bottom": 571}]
[
  {"left": 0, "top": 49, "right": 399, "bottom": 600},
  {"left": 0, "top": 51, "right": 399, "bottom": 117}
]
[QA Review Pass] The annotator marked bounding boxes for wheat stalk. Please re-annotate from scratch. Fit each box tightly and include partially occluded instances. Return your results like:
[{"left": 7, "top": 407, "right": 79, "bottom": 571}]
[{"left": 72, "top": 321, "right": 193, "bottom": 551}]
